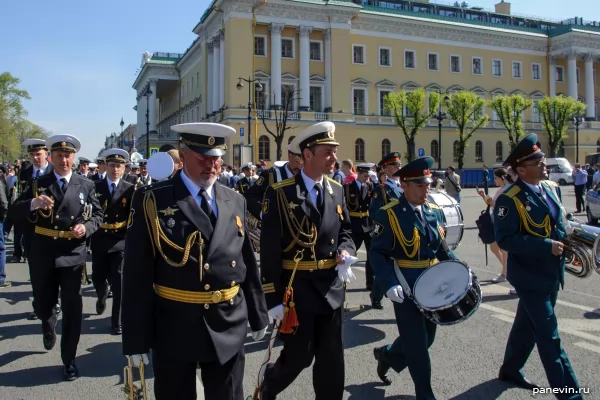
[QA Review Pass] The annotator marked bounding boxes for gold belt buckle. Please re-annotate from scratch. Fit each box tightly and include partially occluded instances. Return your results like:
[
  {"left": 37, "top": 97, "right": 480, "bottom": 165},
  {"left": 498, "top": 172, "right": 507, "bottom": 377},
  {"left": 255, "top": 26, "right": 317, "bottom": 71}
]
[
  {"left": 317, "top": 260, "right": 324, "bottom": 270},
  {"left": 58, "top": 230, "right": 65, "bottom": 238},
  {"left": 211, "top": 290, "right": 223, "bottom": 303}
]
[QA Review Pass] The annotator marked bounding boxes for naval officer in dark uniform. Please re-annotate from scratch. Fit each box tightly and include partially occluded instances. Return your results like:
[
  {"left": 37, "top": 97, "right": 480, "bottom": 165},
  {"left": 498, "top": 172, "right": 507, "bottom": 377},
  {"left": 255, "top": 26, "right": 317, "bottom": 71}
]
[
  {"left": 371, "top": 157, "right": 456, "bottom": 400},
  {"left": 259, "top": 121, "right": 355, "bottom": 400},
  {"left": 122, "top": 122, "right": 269, "bottom": 400},
  {"left": 10, "top": 135, "right": 103, "bottom": 381},
  {"left": 91, "top": 148, "right": 134, "bottom": 335},
  {"left": 369, "top": 152, "right": 403, "bottom": 215},
  {"left": 494, "top": 134, "right": 582, "bottom": 399}
]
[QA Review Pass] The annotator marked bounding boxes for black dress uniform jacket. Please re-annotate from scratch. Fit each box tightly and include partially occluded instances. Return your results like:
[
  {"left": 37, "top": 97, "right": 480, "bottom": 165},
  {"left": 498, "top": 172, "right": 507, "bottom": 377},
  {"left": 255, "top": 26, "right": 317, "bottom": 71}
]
[
  {"left": 245, "top": 163, "right": 292, "bottom": 219},
  {"left": 260, "top": 174, "right": 355, "bottom": 313},
  {"left": 236, "top": 176, "right": 253, "bottom": 194},
  {"left": 122, "top": 171, "right": 269, "bottom": 364},
  {"left": 344, "top": 179, "right": 374, "bottom": 233},
  {"left": 91, "top": 179, "right": 135, "bottom": 253},
  {"left": 122, "top": 173, "right": 139, "bottom": 185}
]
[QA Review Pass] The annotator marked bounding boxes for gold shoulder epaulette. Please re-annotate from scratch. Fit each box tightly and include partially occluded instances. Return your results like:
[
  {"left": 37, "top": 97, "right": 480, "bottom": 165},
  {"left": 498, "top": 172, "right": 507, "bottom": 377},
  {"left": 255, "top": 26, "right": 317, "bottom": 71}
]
[
  {"left": 504, "top": 185, "right": 521, "bottom": 199},
  {"left": 325, "top": 176, "right": 342, "bottom": 187},
  {"left": 381, "top": 199, "right": 399, "bottom": 211},
  {"left": 272, "top": 177, "right": 295, "bottom": 190},
  {"left": 426, "top": 202, "right": 440, "bottom": 209}
]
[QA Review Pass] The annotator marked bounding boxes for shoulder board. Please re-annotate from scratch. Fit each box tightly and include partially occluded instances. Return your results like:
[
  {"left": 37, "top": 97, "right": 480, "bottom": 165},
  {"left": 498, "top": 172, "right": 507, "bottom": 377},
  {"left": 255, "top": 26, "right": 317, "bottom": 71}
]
[
  {"left": 426, "top": 202, "right": 440, "bottom": 209},
  {"left": 504, "top": 185, "right": 521, "bottom": 199},
  {"left": 544, "top": 180, "right": 558, "bottom": 187},
  {"left": 272, "top": 177, "right": 295, "bottom": 190},
  {"left": 325, "top": 176, "right": 342, "bottom": 187},
  {"left": 381, "top": 199, "right": 399, "bottom": 211}
]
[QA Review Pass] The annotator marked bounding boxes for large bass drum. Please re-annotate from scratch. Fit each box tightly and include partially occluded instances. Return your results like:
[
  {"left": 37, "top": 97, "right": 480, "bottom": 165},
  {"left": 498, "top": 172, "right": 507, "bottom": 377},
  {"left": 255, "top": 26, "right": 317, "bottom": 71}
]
[{"left": 427, "top": 189, "right": 464, "bottom": 250}]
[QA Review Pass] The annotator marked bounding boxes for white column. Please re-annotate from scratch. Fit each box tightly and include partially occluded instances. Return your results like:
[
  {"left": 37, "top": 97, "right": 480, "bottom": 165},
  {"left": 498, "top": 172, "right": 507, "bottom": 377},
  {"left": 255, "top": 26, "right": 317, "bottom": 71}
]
[
  {"left": 149, "top": 80, "right": 157, "bottom": 132},
  {"left": 323, "top": 29, "right": 332, "bottom": 112},
  {"left": 207, "top": 42, "right": 214, "bottom": 115},
  {"left": 297, "top": 26, "right": 312, "bottom": 111},
  {"left": 212, "top": 37, "right": 221, "bottom": 112},
  {"left": 136, "top": 96, "right": 142, "bottom": 136},
  {"left": 549, "top": 56, "right": 557, "bottom": 98},
  {"left": 219, "top": 30, "right": 225, "bottom": 110},
  {"left": 269, "top": 23, "right": 284, "bottom": 108},
  {"left": 585, "top": 53, "right": 596, "bottom": 120},
  {"left": 567, "top": 50, "right": 578, "bottom": 100}
]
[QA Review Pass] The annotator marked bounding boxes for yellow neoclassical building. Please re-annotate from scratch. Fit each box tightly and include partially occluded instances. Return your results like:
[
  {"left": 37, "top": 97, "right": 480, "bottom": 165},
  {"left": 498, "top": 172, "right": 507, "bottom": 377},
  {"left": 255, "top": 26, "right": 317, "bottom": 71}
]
[{"left": 132, "top": 0, "right": 600, "bottom": 168}]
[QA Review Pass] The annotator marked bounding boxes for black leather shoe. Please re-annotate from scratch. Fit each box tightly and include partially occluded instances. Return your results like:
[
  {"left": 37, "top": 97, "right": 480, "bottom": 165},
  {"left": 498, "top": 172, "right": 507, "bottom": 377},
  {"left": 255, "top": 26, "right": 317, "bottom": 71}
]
[
  {"left": 28, "top": 312, "right": 38, "bottom": 320},
  {"left": 107, "top": 290, "right": 113, "bottom": 299},
  {"left": 111, "top": 325, "right": 122, "bottom": 335},
  {"left": 54, "top": 304, "right": 61, "bottom": 315},
  {"left": 96, "top": 298, "right": 106, "bottom": 315},
  {"left": 43, "top": 328, "right": 56, "bottom": 351},
  {"left": 498, "top": 369, "right": 539, "bottom": 389},
  {"left": 63, "top": 362, "right": 79, "bottom": 381},
  {"left": 370, "top": 293, "right": 383, "bottom": 310},
  {"left": 373, "top": 347, "right": 392, "bottom": 385}
]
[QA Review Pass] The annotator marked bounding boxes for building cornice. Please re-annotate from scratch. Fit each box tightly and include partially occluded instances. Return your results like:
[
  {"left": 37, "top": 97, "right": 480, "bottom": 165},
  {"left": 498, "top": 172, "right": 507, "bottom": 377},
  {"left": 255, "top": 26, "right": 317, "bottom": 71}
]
[
  {"left": 177, "top": 39, "right": 203, "bottom": 77},
  {"left": 550, "top": 31, "right": 600, "bottom": 57},
  {"left": 134, "top": 65, "right": 179, "bottom": 99}
]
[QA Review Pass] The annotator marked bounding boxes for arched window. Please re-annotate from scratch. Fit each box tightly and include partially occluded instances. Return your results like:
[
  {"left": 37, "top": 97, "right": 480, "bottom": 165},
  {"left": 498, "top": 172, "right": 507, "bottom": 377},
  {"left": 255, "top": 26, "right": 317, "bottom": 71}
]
[
  {"left": 355, "top": 138, "right": 365, "bottom": 162},
  {"left": 453, "top": 140, "right": 460, "bottom": 162},
  {"left": 258, "top": 135, "right": 270, "bottom": 161},
  {"left": 475, "top": 140, "right": 483, "bottom": 162},
  {"left": 495, "top": 141, "right": 503, "bottom": 161},
  {"left": 381, "top": 139, "right": 391, "bottom": 159},
  {"left": 430, "top": 140, "right": 439, "bottom": 162}
]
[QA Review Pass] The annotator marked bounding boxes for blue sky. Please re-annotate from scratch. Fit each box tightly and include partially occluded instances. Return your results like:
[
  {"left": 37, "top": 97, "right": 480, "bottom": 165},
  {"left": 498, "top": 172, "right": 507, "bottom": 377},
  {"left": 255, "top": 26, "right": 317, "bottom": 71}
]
[{"left": 1, "top": 0, "right": 598, "bottom": 160}]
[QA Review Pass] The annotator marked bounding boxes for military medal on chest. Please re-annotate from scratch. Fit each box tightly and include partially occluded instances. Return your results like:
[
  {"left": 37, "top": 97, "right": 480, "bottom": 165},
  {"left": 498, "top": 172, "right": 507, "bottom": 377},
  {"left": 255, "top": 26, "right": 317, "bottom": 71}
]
[{"left": 167, "top": 218, "right": 176, "bottom": 228}]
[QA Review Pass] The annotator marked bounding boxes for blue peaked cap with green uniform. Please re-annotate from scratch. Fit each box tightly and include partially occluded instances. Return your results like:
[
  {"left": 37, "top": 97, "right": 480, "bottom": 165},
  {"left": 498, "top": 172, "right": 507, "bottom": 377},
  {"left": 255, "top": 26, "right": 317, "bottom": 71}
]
[
  {"left": 504, "top": 133, "right": 544, "bottom": 169},
  {"left": 393, "top": 156, "right": 434, "bottom": 184}
]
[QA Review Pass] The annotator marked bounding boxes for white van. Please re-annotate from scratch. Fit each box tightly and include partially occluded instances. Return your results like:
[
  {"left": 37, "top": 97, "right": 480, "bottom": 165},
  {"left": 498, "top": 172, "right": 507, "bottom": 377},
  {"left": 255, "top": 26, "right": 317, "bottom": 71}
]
[{"left": 546, "top": 158, "right": 573, "bottom": 186}]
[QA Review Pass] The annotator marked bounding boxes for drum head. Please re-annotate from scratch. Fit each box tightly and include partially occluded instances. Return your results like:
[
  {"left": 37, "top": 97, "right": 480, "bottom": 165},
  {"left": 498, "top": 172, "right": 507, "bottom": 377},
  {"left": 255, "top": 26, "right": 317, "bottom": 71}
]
[{"left": 413, "top": 261, "right": 471, "bottom": 310}]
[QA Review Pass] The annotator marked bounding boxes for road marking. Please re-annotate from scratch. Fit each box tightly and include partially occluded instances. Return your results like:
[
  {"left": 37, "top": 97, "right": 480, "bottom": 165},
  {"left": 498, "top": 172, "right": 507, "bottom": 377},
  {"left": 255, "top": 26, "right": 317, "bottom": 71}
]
[
  {"left": 557, "top": 299, "right": 600, "bottom": 314},
  {"left": 574, "top": 341, "right": 600, "bottom": 354}
]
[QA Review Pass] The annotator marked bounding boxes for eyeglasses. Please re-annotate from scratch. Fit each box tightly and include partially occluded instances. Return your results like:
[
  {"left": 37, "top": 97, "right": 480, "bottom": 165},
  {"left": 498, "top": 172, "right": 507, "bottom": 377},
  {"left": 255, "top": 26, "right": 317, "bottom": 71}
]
[{"left": 521, "top": 158, "right": 546, "bottom": 168}]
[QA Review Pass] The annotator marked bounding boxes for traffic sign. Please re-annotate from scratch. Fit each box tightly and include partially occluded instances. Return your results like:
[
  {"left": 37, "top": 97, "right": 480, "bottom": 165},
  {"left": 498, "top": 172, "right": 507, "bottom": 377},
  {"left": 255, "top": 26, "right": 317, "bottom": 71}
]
[
  {"left": 150, "top": 147, "right": 159, "bottom": 156},
  {"left": 240, "top": 127, "right": 245, "bottom": 137},
  {"left": 418, "top": 148, "right": 425, "bottom": 157}
]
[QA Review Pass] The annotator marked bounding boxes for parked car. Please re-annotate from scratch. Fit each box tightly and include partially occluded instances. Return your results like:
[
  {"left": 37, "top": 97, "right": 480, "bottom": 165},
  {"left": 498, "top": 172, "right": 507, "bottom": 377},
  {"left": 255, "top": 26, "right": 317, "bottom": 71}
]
[
  {"left": 430, "top": 170, "right": 446, "bottom": 189},
  {"left": 546, "top": 158, "right": 573, "bottom": 186},
  {"left": 585, "top": 186, "right": 600, "bottom": 224}
]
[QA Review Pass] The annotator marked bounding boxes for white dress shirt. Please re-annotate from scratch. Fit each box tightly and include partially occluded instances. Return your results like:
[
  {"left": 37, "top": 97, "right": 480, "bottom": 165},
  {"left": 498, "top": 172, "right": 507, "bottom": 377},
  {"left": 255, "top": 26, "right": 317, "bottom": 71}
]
[
  {"left": 107, "top": 177, "right": 120, "bottom": 194},
  {"left": 180, "top": 169, "right": 218, "bottom": 217},
  {"left": 524, "top": 181, "right": 558, "bottom": 219},
  {"left": 300, "top": 169, "right": 324, "bottom": 206},
  {"left": 33, "top": 162, "right": 49, "bottom": 177},
  {"left": 54, "top": 170, "right": 73, "bottom": 186}
]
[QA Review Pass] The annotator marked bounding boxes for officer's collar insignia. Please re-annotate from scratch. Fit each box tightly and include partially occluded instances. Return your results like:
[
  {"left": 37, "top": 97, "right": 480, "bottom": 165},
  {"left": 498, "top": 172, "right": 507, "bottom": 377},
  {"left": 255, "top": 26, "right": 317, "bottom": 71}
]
[
  {"left": 373, "top": 222, "right": 384, "bottom": 237},
  {"left": 159, "top": 207, "right": 179, "bottom": 216},
  {"left": 296, "top": 185, "right": 306, "bottom": 200},
  {"left": 95, "top": 192, "right": 102, "bottom": 198}
]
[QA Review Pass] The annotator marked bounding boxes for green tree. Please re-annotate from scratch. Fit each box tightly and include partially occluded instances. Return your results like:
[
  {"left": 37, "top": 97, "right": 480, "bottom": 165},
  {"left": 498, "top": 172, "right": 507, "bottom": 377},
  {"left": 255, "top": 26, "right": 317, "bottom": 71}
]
[
  {"left": 445, "top": 91, "right": 489, "bottom": 169},
  {"left": 384, "top": 88, "right": 441, "bottom": 162},
  {"left": 538, "top": 95, "right": 586, "bottom": 157},
  {"left": 490, "top": 94, "right": 533, "bottom": 151},
  {"left": 0, "top": 72, "right": 32, "bottom": 162}
]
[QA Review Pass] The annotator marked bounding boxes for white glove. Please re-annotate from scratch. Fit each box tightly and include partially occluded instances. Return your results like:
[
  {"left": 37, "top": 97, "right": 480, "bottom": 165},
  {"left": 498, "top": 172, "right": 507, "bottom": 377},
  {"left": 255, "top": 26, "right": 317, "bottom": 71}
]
[
  {"left": 251, "top": 326, "right": 268, "bottom": 341},
  {"left": 335, "top": 255, "right": 358, "bottom": 283},
  {"left": 128, "top": 354, "right": 149, "bottom": 367},
  {"left": 386, "top": 285, "right": 404, "bottom": 303},
  {"left": 268, "top": 304, "right": 284, "bottom": 321}
]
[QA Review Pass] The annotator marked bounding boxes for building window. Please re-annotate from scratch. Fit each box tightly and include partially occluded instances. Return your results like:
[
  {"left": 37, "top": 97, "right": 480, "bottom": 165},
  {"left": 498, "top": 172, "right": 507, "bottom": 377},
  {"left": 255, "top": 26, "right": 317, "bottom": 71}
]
[
  {"left": 310, "top": 41, "right": 322, "bottom": 61},
  {"left": 191, "top": 109, "right": 194, "bottom": 121},
  {"left": 352, "top": 45, "right": 365, "bottom": 64},
  {"left": 379, "top": 90, "right": 391, "bottom": 116},
  {"left": 453, "top": 140, "right": 460, "bottom": 161},
  {"left": 495, "top": 141, "right": 503, "bottom": 161},
  {"left": 196, "top": 72, "right": 200, "bottom": 87},
  {"left": 532, "top": 63, "right": 541, "bottom": 80},
  {"left": 186, "top": 80, "right": 189, "bottom": 95},
  {"left": 281, "top": 38, "right": 294, "bottom": 58},
  {"left": 492, "top": 59, "right": 503, "bottom": 77},
  {"left": 379, "top": 47, "right": 391, "bottom": 67},
  {"left": 428, "top": 53, "right": 439, "bottom": 71},
  {"left": 381, "top": 139, "right": 391, "bottom": 159},
  {"left": 577, "top": 68, "right": 580, "bottom": 84},
  {"left": 309, "top": 86, "right": 322, "bottom": 112},
  {"left": 353, "top": 88, "right": 366, "bottom": 115},
  {"left": 450, "top": 55, "right": 461, "bottom": 73},
  {"left": 196, "top": 106, "right": 200, "bottom": 121},
  {"left": 254, "top": 36, "right": 266, "bottom": 56},
  {"left": 255, "top": 86, "right": 267, "bottom": 109},
  {"left": 431, "top": 140, "right": 439, "bottom": 162},
  {"left": 355, "top": 138, "right": 365, "bottom": 162},
  {"left": 191, "top": 77, "right": 194, "bottom": 92},
  {"left": 472, "top": 57, "right": 482, "bottom": 75},
  {"left": 512, "top": 62, "right": 522, "bottom": 78},
  {"left": 281, "top": 85, "right": 296, "bottom": 110},
  {"left": 258, "top": 135, "right": 270, "bottom": 160},
  {"left": 532, "top": 100, "right": 541, "bottom": 123},
  {"left": 556, "top": 66, "right": 564, "bottom": 82},
  {"left": 405, "top": 50, "right": 416, "bottom": 69},
  {"left": 475, "top": 140, "right": 483, "bottom": 162}
]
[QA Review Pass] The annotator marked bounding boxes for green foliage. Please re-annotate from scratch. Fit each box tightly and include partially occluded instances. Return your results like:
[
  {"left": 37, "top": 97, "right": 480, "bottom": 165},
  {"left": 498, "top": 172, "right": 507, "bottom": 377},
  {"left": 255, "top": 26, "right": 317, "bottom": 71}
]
[
  {"left": 538, "top": 95, "right": 586, "bottom": 157},
  {"left": 384, "top": 88, "right": 441, "bottom": 162},
  {"left": 490, "top": 94, "right": 534, "bottom": 150},
  {"left": 445, "top": 91, "right": 489, "bottom": 169}
]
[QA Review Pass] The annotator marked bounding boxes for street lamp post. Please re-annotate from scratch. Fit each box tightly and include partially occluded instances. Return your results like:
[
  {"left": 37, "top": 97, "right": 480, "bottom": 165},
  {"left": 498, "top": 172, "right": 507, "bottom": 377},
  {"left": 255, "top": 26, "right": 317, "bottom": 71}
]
[
  {"left": 573, "top": 114, "right": 583, "bottom": 163},
  {"left": 236, "top": 77, "right": 263, "bottom": 146},
  {"left": 145, "top": 88, "right": 153, "bottom": 158},
  {"left": 434, "top": 91, "right": 450, "bottom": 170},
  {"left": 120, "top": 118, "right": 124, "bottom": 149}
]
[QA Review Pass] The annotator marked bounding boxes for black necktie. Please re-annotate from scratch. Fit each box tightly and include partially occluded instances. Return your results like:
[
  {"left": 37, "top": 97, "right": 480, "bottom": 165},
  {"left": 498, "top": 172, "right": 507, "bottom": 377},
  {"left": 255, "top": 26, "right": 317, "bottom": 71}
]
[
  {"left": 314, "top": 183, "right": 324, "bottom": 214},
  {"left": 111, "top": 182, "right": 116, "bottom": 195},
  {"left": 199, "top": 188, "right": 216, "bottom": 227},
  {"left": 60, "top": 178, "right": 68, "bottom": 194},
  {"left": 361, "top": 183, "right": 367, "bottom": 200},
  {"left": 35, "top": 170, "right": 40, "bottom": 179},
  {"left": 414, "top": 208, "right": 430, "bottom": 237}
]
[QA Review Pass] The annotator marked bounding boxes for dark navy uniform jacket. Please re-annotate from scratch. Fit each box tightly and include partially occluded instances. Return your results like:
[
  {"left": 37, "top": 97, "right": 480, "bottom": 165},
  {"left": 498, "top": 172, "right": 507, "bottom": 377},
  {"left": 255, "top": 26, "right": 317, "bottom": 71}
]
[{"left": 91, "top": 178, "right": 135, "bottom": 253}]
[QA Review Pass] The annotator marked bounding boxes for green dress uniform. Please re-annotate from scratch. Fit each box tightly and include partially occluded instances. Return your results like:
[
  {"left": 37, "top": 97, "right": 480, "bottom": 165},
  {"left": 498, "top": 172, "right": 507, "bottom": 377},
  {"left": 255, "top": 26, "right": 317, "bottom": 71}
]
[
  {"left": 494, "top": 134, "right": 582, "bottom": 399},
  {"left": 259, "top": 122, "right": 355, "bottom": 400},
  {"left": 371, "top": 157, "right": 456, "bottom": 400},
  {"left": 369, "top": 152, "right": 403, "bottom": 215}
]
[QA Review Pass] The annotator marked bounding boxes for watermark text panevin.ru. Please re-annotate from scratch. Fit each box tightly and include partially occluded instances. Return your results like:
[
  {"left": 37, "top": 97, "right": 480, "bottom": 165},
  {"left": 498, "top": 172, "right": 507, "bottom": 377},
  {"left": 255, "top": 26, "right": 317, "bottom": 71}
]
[{"left": 533, "top": 387, "right": 589, "bottom": 396}]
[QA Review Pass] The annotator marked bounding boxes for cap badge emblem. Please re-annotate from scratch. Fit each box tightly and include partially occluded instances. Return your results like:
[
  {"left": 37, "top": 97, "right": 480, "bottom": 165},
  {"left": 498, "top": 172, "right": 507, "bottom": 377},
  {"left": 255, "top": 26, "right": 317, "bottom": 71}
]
[
  {"left": 208, "top": 136, "right": 216, "bottom": 146},
  {"left": 327, "top": 130, "right": 334, "bottom": 138},
  {"left": 61, "top": 142, "right": 66, "bottom": 147}
]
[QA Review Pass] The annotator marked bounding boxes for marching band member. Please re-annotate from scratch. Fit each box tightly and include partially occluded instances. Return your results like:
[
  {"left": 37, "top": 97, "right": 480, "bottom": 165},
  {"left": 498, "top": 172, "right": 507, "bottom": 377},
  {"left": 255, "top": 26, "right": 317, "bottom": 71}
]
[
  {"left": 493, "top": 134, "right": 582, "bottom": 398},
  {"left": 77, "top": 157, "right": 91, "bottom": 177},
  {"left": 344, "top": 162, "right": 383, "bottom": 308},
  {"left": 235, "top": 164, "right": 256, "bottom": 193},
  {"left": 370, "top": 156, "right": 456, "bottom": 400},
  {"left": 121, "top": 161, "right": 139, "bottom": 185},
  {"left": 121, "top": 122, "right": 269, "bottom": 400},
  {"left": 90, "top": 148, "right": 134, "bottom": 335},
  {"left": 369, "top": 152, "right": 403, "bottom": 215},
  {"left": 10, "top": 135, "right": 103, "bottom": 381},
  {"left": 90, "top": 157, "right": 106, "bottom": 181},
  {"left": 244, "top": 135, "right": 303, "bottom": 219},
  {"left": 259, "top": 121, "right": 355, "bottom": 400},
  {"left": 136, "top": 159, "right": 151, "bottom": 185}
]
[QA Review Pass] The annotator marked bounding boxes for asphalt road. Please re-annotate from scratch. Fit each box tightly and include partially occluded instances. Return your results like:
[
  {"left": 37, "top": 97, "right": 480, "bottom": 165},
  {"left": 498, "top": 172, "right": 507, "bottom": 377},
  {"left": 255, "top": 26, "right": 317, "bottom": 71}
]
[{"left": 1, "top": 187, "right": 599, "bottom": 400}]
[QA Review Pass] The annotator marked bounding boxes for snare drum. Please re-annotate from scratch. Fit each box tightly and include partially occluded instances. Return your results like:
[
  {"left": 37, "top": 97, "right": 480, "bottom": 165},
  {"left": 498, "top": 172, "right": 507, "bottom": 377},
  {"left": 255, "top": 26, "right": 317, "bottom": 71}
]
[
  {"left": 412, "top": 260, "right": 481, "bottom": 326},
  {"left": 428, "top": 190, "right": 464, "bottom": 250}
]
